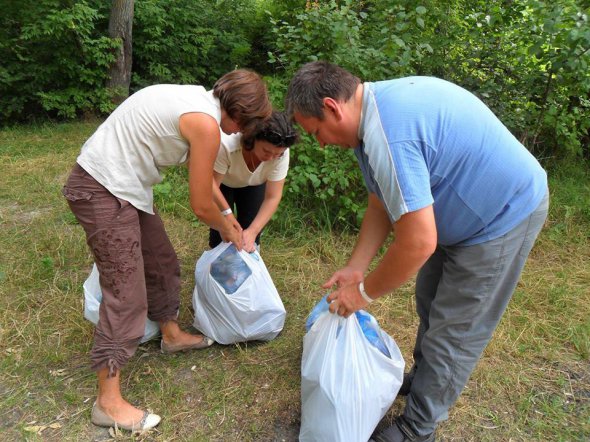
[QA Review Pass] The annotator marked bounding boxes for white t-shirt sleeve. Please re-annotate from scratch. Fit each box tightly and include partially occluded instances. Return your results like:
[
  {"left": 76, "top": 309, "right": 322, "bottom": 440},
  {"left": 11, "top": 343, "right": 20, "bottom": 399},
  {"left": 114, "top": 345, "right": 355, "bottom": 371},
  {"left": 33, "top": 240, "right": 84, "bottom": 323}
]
[
  {"left": 267, "top": 149, "right": 290, "bottom": 181},
  {"left": 214, "top": 133, "right": 237, "bottom": 174}
]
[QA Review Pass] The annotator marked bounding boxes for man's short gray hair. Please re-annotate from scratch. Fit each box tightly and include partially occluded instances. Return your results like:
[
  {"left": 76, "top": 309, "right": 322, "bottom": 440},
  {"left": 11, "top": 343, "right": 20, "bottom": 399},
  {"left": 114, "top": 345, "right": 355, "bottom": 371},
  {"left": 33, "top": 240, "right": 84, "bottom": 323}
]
[{"left": 285, "top": 61, "right": 360, "bottom": 120}]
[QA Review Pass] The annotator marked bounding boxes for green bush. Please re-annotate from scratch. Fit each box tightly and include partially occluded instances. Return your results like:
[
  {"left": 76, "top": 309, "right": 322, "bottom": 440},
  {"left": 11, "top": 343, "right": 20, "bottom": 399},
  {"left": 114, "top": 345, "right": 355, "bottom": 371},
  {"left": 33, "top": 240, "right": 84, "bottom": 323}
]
[
  {"left": 2, "top": 0, "right": 589, "bottom": 230},
  {"left": 132, "top": 0, "right": 258, "bottom": 89},
  {"left": 0, "top": 0, "right": 262, "bottom": 122},
  {"left": 266, "top": 0, "right": 590, "bottom": 160},
  {"left": 0, "top": 0, "right": 117, "bottom": 122},
  {"left": 282, "top": 135, "right": 366, "bottom": 229},
  {"left": 262, "top": 0, "right": 590, "bottom": 225}
]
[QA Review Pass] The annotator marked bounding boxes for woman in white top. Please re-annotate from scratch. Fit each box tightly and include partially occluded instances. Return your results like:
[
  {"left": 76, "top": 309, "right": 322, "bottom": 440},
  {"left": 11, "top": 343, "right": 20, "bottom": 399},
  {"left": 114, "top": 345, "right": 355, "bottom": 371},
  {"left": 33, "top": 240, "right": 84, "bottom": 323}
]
[
  {"left": 210, "top": 111, "right": 299, "bottom": 252},
  {"left": 62, "top": 69, "right": 271, "bottom": 431}
]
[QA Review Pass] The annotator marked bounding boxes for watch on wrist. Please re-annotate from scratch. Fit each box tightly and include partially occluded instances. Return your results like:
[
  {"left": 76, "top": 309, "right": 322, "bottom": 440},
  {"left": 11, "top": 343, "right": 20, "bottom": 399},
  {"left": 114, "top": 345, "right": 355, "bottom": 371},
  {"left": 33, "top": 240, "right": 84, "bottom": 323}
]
[{"left": 358, "top": 281, "right": 374, "bottom": 304}]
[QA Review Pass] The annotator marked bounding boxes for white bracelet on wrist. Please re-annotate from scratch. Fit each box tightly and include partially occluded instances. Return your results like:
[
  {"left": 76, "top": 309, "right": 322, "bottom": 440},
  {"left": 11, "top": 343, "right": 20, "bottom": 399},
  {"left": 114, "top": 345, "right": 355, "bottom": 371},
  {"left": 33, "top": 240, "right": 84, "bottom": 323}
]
[
  {"left": 221, "top": 208, "right": 232, "bottom": 216},
  {"left": 358, "top": 281, "right": 374, "bottom": 304}
]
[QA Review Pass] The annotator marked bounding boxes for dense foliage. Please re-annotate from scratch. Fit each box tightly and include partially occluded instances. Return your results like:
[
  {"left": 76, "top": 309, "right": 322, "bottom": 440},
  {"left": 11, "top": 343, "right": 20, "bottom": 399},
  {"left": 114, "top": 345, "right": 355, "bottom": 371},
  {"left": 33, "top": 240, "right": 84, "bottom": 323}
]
[
  {"left": 0, "top": 1, "right": 116, "bottom": 119},
  {"left": 267, "top": 0, "right": 590, "bottom": 224},
  {"left": 132, "top": 0, "right": 258, "bottom": 89},
  {"left": 0, "top": 0, "right": 259, "bottom": 121},
  {"left": 2, "top": 0, "right": 588, "bottom": 227}
]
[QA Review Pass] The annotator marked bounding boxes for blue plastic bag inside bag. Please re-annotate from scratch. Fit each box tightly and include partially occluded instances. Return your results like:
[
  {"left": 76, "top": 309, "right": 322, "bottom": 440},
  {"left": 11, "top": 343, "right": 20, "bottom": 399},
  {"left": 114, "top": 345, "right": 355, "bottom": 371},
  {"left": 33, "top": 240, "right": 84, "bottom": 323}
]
[
  {"left": 356, "top": 310, "right": 391, "bottom": 358},
  {"left": 305, "top": 295, "right": 391, "bottom": 358},
  {"left": 210, "top": 244, "right": 252, "bottom": 294}
]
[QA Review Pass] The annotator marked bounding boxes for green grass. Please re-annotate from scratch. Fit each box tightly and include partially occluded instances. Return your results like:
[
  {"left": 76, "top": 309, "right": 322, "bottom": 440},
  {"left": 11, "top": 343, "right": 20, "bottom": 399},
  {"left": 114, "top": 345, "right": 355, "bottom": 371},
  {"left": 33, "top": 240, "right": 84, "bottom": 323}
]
[{"left": 1, "top": 121, "right": 589, "bottom": 441}]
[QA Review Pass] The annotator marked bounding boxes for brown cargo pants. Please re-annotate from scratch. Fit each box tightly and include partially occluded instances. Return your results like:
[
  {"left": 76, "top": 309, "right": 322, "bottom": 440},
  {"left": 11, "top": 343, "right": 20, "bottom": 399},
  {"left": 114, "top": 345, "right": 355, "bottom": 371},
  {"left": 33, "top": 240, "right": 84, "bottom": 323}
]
[{"left": 63, "top": 163, "right": 180, "bottom": 375}]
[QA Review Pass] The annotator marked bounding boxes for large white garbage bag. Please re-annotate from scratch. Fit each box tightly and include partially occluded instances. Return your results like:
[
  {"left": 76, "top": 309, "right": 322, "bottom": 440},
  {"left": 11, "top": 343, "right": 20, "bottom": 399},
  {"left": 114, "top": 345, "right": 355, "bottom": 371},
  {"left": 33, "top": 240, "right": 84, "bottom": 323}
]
[
  {"left": 299, "top": 296, "right": 405, "bottom": 442},
  {"left": 192, "top": 242, "right": 286, "bottom": 345},
  {"left": 83, "top": 264, "right": 160, "bottom": 343}
]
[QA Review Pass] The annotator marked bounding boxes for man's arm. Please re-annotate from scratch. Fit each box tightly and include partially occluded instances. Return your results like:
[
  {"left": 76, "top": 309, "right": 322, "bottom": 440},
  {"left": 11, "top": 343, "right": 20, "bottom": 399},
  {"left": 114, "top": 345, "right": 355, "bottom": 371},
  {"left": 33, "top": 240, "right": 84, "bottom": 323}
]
[
  {"left": 363, "top": 204, "right": 437, "bottom": 298},
  {"left": 327, "top": 204, "right": 437, "bottom": 317},
  {"left": 323, "top": 193, "right": 392, "bottom": 289}
]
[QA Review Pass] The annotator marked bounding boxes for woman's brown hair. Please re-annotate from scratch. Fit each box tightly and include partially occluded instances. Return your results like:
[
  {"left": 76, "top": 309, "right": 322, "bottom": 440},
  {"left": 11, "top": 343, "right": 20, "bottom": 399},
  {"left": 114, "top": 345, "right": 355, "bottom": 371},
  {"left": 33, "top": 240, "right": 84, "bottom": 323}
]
[{"left": 213, "top": 69, "right": 272, "bottom": 139}]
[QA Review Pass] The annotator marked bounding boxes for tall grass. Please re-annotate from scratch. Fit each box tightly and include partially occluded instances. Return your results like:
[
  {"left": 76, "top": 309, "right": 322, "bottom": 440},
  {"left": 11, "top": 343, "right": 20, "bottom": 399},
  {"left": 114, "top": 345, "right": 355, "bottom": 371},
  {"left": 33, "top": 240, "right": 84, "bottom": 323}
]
[{"left": 0, "top": 122, "right": 588, "bottom": 441}]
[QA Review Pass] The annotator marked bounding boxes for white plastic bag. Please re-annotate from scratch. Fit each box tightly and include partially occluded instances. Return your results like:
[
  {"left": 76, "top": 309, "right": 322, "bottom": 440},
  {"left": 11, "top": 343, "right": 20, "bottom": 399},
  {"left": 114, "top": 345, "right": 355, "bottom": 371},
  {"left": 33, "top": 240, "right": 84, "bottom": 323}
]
[
  {"left": 192, "top": 242, "right": 286, "bottom": 344},
  {"left": 83, "top": 264, "right": 160, "bottom": 343},
  {"left": 299, "top": 297, "right": 405, "bottom": 442}
]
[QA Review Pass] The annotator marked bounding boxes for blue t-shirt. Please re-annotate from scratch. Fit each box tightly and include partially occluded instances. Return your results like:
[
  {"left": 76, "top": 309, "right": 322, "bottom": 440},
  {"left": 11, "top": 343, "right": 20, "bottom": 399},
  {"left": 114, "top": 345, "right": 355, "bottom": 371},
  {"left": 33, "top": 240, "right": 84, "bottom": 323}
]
[{"left": 356, "top": 77, "right": 547, "bottom": 246}]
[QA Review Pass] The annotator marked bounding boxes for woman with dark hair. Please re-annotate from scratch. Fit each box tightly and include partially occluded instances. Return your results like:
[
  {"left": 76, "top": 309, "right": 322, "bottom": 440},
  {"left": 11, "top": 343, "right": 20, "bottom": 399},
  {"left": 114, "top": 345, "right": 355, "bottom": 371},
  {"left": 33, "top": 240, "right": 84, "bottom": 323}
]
[
  {"left": 62, "top": 69, "right": 272, "bottom": 431},
  {"left": 210, "top": 111, "right": 299, "bottom": 252}
]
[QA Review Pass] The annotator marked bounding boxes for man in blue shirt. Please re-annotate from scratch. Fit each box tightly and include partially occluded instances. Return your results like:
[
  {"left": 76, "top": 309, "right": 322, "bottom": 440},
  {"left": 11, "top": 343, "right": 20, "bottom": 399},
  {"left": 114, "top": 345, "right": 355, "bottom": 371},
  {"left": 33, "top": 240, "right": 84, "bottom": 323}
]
[{"left": 286, "top": 61, "right": 548, "bottom": 442}]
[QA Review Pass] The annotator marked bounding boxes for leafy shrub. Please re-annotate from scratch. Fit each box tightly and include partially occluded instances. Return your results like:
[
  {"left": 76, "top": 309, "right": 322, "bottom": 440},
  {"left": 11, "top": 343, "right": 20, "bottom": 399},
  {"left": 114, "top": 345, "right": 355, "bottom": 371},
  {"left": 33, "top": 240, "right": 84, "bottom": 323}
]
[
  {"left": 0, "top": 0, "right": 262, "bottom": 123},
  {"left": 434, "top": 0, "right": 590, "bottom": 159},
  {"left": 267, "top": 0, "right": 369, "bottom": 76},
  {"left": 265, "top": 1, "right": 372, "bottom": 226},
  {"left": 132, "top": 0, "right": 258, "bottom": 89},
  {"left": 516, "top": 1, "right": 590, "bottom": 159},
  {"left": 267, "top": 0, "right": 590, "bottom": 160},
  {"left": 263, "top": 0, "right": 590, "bottom": 227},
  {"left": 0, "top": 0, "right": 117, "bottom": 122},
  {"left": 283, "top": 135, "right": 366, "bottom": 229}
]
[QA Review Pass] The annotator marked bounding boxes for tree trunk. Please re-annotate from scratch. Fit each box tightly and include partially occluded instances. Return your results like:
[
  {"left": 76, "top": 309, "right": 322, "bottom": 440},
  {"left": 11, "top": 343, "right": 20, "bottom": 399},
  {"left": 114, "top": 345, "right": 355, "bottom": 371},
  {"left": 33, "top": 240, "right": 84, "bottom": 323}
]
[{"left": 106, "top": 0, "right": 134, "bottom": 104}]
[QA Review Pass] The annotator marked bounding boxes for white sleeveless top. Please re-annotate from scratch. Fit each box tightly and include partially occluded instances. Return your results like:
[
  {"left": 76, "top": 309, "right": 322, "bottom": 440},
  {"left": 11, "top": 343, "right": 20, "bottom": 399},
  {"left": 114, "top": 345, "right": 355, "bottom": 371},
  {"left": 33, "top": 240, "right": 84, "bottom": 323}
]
[{"left": 77, "top": 84, "right": 220, "bottom": 214}]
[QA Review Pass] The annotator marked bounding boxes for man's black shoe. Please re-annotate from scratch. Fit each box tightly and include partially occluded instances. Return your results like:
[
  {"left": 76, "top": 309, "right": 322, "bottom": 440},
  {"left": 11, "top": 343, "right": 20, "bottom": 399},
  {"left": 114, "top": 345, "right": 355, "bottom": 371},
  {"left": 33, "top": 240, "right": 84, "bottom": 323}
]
[
  {"left": 370, "top": 416, "right": 435, "bottom": 442},
  {"left": 398, "top": 365, "right": 417, "bottom": 396}
]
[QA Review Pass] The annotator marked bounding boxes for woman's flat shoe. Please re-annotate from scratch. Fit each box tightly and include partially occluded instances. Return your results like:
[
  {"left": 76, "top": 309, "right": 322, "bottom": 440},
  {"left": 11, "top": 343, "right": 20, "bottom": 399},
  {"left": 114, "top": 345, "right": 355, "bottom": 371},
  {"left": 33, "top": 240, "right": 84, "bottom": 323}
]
[
  {"left": 160, "top": 336, "right": 214, "bottom": 353},
  {"left": 91, "top": 402, "right": 161, "bottom": 432}
]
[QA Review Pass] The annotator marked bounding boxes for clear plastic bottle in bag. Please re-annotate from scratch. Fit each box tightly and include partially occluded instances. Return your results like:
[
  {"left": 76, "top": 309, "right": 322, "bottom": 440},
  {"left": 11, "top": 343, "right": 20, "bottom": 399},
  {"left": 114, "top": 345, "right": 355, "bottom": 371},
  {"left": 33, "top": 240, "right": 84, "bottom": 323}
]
[
  {"left": 210, "top": 244, "right": 252, "bottom": 294},
  {"left": 305, "top": 295, "right": 391, "bottom": 358}
]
